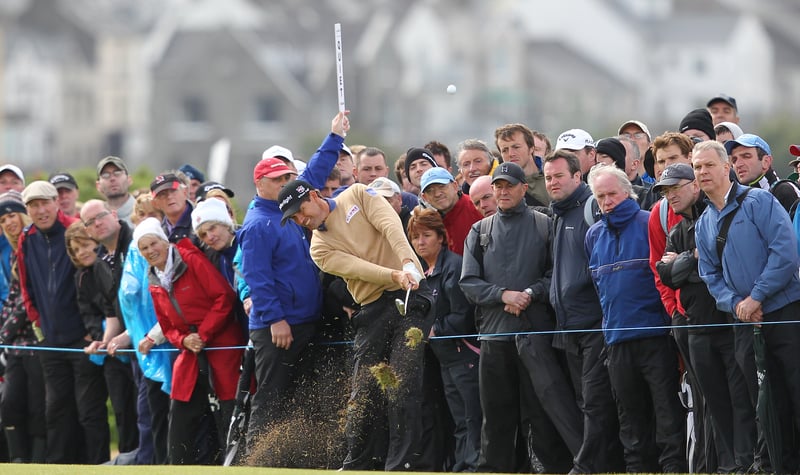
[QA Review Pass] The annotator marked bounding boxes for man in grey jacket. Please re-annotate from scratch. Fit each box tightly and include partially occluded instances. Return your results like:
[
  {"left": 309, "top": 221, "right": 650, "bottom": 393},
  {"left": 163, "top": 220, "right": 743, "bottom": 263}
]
[{"left": 460, "top": 162, "right": 574, "bottom": 473}]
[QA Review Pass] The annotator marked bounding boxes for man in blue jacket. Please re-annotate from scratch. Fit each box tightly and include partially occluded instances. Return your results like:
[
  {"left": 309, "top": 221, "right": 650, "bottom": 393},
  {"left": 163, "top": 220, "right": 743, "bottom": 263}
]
[
  {"left": 584, "top": 164, "right": 685, "bottom": 473},
  {"left": 240, "top": 112, "right": 349, "bottom": 454},
  {"left": 17, "top": 181, "right": 110, "bottom": 464},
  {"left": 545, "top": 150, "right": 623, "bottom": 473},
  {"left": 694, "top": 140, "right": 800, "bottom": 472}
]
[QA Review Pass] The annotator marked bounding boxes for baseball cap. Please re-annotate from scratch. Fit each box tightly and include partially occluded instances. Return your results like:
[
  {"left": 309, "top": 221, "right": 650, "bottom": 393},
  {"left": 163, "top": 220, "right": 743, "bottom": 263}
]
[
  {"left": 707, "top": 94, "right": 738, "bottom": 111},
  {"left": 253, "top": 157, "right": 296, "bottom": 183},
  {"left": 491, "top": 162, "right": 526, "bottom": 185},
  {"left": 22, "top": 180, "right": 58, "bottom": 204},
  {"left": 420, "top": 167, "right": 455, "bottom": 193},
  {"left": 617, "top": 120, "right": 651, "bottom": 140},
  {"left": 49, "top": 172, "right": 78, "bottom": 190},
  {"left": 555, "top": 129, "right": 595, "bottom": 151},
  {"left": 150, "top": 173, "right": 182, "bottom": 196},
  {"left": 724, "top": 133, "right": 771, "bottom": 156},
  {"left": 96, "top": 156, "right": 128, "bottom": 177},
  {"left": 341, "top": 144, "right": 353, "bottom": 157},
  {"left": 178, "top": 164, "right": 205, "bottom": 183},
  {"left": 789, "top": 158, "right": 800, "bottom": 169},
  {"left": 278, "top": 179, "right": 314, "bottom": 225},
  {"left": 653, "top": 163, "right": 695, "bottom": 192},
  {"left": 196, "top": 181, "right": 234, "bottom": 202},
  {"left": 368, "top": 177, "right": 401, "bottom": 197},
  {"left": 789, "top": 144, "right": 800, "bottom": 157},
  {"left": 0, "top": 164, "right": 25, "bottom": 184},
  {"left": 714, "top": 121, "right": 743, "bottom": 140},
  {"left": 262, "top": 145, "right": 294, "bottom": 162}
]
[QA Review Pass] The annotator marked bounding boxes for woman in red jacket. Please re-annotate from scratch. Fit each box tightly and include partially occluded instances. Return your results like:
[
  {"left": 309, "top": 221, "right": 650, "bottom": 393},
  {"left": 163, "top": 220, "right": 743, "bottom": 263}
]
[{"left": 133, "top": 217, "right": 245, "bottom": 465}]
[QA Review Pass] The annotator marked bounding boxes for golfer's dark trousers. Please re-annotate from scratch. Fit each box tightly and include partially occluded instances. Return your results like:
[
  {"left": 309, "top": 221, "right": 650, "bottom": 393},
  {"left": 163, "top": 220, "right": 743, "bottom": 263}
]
[
  {"left": 606, "top": 335, "right": 687, "bottom": 473},
  {"left": 476, "top": 339, "right": 573, "bottom": 474},
  {"left": 39, "top": 342, "right": 110, "bottom": 464},
  {"left": 761, "top": 300, "right": 800, "bottom": 472},
  {"left": 342, "top": 285, "right": 434, "bottom": 472},
  {"left": 245, "top": 321, "right": 317, "bottom": 449},
  {"left": 688, "top": 329, "right": 755, "bottom": 472}
]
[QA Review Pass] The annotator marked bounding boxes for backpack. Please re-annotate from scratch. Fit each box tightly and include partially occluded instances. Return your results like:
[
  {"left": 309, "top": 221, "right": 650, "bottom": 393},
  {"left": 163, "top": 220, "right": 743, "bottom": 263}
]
[
  {"left": 583, "top": 198, "right": 602, "bottom": 227},
  {"left": 478, "top": 208, "right": 549, "bottom": 255},
  {"left": 769, "top": 179, "right": 800, "bottom": 220}
]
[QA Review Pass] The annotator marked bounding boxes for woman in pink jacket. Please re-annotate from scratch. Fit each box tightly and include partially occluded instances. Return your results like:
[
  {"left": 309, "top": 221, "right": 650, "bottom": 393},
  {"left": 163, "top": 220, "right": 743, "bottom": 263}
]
[{"left": 134, "top": 217, "right": 244, "bottom": 465}]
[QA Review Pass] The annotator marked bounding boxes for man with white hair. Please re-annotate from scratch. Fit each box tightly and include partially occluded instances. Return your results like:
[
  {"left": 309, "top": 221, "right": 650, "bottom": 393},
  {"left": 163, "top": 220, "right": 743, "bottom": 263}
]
[{"left": 585, "top": 165, "right": 685, "bottom": 473}]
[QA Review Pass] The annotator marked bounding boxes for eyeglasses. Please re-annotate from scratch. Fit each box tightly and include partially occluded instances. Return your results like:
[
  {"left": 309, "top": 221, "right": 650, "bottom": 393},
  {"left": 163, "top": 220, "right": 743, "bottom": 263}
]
[
  {"left": 83, "top": 210, "right": 111, "bottom": 227},
  {"left": 99, "top": 170, "right": 126, "bottom": 180},
  {"left": 620, "top": 132, "right": 648, "bottom": 140},
  {"left": 658, "top": 181, "right": 694, "bottom": 197}
]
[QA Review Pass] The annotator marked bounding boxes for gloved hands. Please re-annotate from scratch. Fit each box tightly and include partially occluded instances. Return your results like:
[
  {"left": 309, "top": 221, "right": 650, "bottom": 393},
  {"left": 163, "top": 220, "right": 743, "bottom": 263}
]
[{"left": 403, "top": 262, "right": 424, "bottom": 286}]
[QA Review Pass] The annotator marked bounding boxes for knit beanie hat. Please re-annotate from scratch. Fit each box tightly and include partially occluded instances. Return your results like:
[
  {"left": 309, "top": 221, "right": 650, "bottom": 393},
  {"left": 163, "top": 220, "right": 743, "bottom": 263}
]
[
  {"left": 404, "top": 148, "right": 438, "bottom": 179},
  {"left": 679, "top": 108, "right": 715, "bottom": 141},
  {"left": 191, "top": 197, "right": 233, "bottom": 232},
  {"left": 132, "top": 217, "right": 168, "bottom": 247},
  {"left": 0, "top": 190, "right": 26, "bottom": 217},
  {"left": 595, "top": 138, "right": 627, "bottom": 171}
]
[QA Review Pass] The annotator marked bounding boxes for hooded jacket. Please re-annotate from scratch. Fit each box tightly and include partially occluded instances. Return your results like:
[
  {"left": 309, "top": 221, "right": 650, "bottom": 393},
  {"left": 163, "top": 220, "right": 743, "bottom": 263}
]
[
  {"left": 585, "top": 198, "right": 670, "bottom": 345},
  {"left": 147, "top": 239, "right": 244, "bottom": 401},
  {"left": 549, "top": 182, "right": 603, "bottom": 330}
]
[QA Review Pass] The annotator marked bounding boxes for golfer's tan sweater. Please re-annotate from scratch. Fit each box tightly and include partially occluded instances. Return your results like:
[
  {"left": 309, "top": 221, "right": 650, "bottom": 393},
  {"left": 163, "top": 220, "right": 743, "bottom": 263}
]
[{"left": 310, "top": 184, "right": 423, "bottom": 305}]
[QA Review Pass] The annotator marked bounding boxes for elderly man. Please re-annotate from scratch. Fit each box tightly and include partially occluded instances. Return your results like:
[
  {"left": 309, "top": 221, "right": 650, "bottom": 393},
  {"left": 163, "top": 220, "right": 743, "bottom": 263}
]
[
  {"left": 585, "top": 165, "right": 685, "bottom": 473},
  {"left": 468, "top": 175, "right": 497, "bottom": 217},
  {"left": 277, "top": 176, "right": 434, "bottom": 471},
  {"left": 18, "top": 181, "right": 110, "bottom": 463},
  {"left": 456, "top": 139, "right": 495, "bottom": 195},
  {"left": 460, "top": 162, "right": 574, "bottom": 473},
  {"left": 694, "top": 140, "right": 800, "bottom": 473}
]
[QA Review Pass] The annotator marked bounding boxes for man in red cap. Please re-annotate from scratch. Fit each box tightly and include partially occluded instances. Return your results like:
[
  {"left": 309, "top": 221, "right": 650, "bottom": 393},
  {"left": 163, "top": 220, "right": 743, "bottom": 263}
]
[{"left": 239, "top": 111, "right": 349, "bottom": 457}]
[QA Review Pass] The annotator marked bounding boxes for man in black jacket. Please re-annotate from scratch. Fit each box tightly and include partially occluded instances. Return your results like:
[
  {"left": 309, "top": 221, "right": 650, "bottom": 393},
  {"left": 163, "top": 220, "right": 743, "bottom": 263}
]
[
  {"left": 544, "top": 150, "right": 623, "bottom": 473},
  {"left": 460, "top": 162, "right": 573, "bottom": 473},
  {"left": 655, "top": 164, "right": 755, "bottom": 472}
]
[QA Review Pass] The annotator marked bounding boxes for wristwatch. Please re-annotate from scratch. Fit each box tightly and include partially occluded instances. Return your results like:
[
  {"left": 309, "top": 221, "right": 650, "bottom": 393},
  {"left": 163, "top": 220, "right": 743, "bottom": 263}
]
[{"left": 524, "top": 288, "right": 533, "bottom": 297}]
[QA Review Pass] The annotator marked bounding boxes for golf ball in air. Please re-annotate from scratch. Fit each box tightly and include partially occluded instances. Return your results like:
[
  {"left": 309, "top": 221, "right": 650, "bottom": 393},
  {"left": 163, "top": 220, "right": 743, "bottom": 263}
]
[{"left": 446, "top": 84, "right": 457, "bottom": 95}]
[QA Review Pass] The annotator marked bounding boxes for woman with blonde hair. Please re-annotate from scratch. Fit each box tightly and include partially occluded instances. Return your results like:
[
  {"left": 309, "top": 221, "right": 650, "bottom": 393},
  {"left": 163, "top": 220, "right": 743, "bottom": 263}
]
[{"left": 0, "top": 190, "right": 46, "bottom": 462}]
